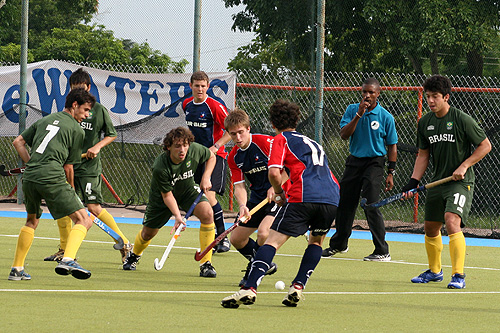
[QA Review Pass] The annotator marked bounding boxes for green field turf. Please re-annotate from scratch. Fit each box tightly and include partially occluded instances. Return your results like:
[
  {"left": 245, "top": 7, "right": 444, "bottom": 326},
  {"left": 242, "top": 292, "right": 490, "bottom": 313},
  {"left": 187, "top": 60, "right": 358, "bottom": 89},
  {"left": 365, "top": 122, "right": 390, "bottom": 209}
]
[{"left": 1, "top": 216, "right": 500, "bottom": 332}]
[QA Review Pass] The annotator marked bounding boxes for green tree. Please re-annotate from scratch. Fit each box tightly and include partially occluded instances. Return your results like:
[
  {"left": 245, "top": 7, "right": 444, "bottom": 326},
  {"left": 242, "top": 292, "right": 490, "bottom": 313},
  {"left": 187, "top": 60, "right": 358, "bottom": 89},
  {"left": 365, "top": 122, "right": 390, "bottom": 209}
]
[
  {"left": 225, "top": 0, "right": 500, "bottom": 76},
  {"left": 0, "top": 0, "right": 187, "bottom": 72}
]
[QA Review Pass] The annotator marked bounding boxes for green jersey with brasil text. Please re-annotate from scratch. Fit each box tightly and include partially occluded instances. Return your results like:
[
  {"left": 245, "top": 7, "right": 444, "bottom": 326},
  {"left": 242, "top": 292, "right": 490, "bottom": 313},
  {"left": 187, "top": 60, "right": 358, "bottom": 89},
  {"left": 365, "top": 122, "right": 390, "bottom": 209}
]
[
  {"left": 417, "top": 106, "right": 487, "bottom": 183},
  {"left": 74, "top": 102, "right": 117, "bottom": 177},
  {"left": 21, "top": 111, "right": 85, "bottom": 184},
  {"left": 147, "top": 142, "right": 211, "bottom": 210}
]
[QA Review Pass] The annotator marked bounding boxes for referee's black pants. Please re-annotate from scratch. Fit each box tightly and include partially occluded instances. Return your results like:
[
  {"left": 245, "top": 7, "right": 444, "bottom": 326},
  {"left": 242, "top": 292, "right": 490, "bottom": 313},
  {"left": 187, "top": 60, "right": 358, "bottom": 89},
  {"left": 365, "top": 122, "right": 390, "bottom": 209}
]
[{"left": 328, "top": 155, "right": 389, "bottom": 255}]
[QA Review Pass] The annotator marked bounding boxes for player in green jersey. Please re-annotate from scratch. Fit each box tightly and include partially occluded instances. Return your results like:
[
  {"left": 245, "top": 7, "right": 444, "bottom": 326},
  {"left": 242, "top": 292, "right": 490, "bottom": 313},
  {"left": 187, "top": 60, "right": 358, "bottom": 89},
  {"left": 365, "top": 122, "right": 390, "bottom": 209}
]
[
  {"left": 402, "top": 75, "right": 491, "bottom": 289},
  {"left": 44, "top": 68, "right": 132, "bottom": 264},
  {"left": 123, "top": 127, "right": 219, "bottom": 277},
  {"left": 8, "top": 88, "right": 96, "bottom": 281}
]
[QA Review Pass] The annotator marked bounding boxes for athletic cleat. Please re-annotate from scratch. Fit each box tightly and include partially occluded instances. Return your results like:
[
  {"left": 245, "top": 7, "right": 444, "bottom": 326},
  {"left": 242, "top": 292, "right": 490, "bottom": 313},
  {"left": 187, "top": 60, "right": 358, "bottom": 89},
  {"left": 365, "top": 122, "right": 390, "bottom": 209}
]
[
  {"left": 363, "top": 253, "right": 391, "bottom": 261},
  {"left": 120, "top": 243, "right": 133, "bottom": 263},
  {"left": 282, "top": 283, "right": 304, "bottom": 307},
  {"left": 221, "top": 288, "right": 257, "bottom": 308},
  {"left": 8, "top": 268, "right": 31, "bottom": 281},
  {"left": 239, "top": 261, "right": 277, "bottom": 287},
  {"left": 55, "top": 260, "right": 91, "bottom": 279},
  {"left": 216, "top": 237, "right": 231, "bottom": 253},
  {"left": 44, "top": 248, "right": 65, "bottom": 262},
  {"left": 123, "top": 252, "right": 141, "bottom": 271},
  {"left": 200, "top": 261, "right": 217, "bottom": 278},
  {"left": 411, "top": 269, "right": 444, "bottom": 283},
  {"left": 321, "top": 247, "right": 349, "bottom": 258},
  {"left": 447, "top": 273, "right": 466, "bottom": 289}
]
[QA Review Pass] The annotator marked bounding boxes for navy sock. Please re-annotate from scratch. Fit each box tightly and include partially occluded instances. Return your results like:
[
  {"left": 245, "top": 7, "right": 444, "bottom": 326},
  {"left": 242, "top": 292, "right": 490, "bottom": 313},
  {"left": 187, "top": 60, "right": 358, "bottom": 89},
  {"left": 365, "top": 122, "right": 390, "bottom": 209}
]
[
  {"left": 212, "top": 203, "right": 225, "bottom": 236},
  {"left": 292, "top": 244, "right": 322, "bottom": 287},
  {"left": 244, "top": 244, "right": 276, "bottom": 289},
  {"left": 237, "top": 238, "right": 257, "bottom": 261}
]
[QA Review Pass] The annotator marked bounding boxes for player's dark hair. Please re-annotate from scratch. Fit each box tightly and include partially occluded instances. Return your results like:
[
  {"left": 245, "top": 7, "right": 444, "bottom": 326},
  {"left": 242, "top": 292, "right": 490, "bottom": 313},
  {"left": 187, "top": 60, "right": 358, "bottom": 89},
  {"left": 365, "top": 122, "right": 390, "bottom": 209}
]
[
  {"left": 224, "top": 108, "right": 250, "bottom": 130},
  {"left": 363, "top": 77, "right": 380, "bottom": 88},
  {"left": 190, "top": 71, "right": 209, "bottom": 84},
  {"left": 69, "top": 68, "right": 91, "bottom": 89},
  {"left": 269, "top": 99, "right": 301, "bottom": 131},
  {"left": 65, "top": 88, "right": 96, "bottom": 109},
  {"left": 423, "top": 75, "right": 452, "bottom": 97},
  {"left": 163, "top": 127, "right": 195, "bottom": 151}
]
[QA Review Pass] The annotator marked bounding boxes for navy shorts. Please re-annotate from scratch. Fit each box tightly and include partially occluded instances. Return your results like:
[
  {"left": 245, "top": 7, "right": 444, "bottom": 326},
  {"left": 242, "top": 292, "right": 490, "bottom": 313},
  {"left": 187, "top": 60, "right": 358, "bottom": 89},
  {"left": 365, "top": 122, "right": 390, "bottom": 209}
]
[
  {"left": 271, "top": 202, "right": 337, "bottom": 237},
  {"left": 239, "top": 201, "right": 278, "bottom": 229},
  {"left": 194, "top": 155, "right": 227, "bottom": 195}
]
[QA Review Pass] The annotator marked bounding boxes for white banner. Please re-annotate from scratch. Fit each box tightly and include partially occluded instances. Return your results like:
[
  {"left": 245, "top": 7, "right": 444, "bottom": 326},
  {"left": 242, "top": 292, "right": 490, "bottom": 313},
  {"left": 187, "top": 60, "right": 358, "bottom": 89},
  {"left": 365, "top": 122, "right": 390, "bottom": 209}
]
[{"left": 0, "top": 60, "right": 236, "bottom": 144}]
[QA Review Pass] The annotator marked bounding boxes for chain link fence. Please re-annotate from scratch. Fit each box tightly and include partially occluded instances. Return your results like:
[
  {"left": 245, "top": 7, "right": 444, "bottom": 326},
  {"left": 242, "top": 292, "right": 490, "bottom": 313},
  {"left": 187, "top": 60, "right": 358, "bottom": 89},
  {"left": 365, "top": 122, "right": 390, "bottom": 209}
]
[{"left": 1, "top": 62, "right": 498, "bottom": 236}]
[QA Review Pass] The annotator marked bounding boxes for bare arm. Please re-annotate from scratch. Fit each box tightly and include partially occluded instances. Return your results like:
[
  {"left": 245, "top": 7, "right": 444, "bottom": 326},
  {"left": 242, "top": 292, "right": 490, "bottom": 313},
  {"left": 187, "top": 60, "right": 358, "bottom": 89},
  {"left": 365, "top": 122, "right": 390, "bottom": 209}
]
[
  {"left": 200, "top": 152, "right": 216, "bottom": 193},
  {"left": 161, "top": 191, "right": 184, "bottom": 232},
  {"left": 12, "top": 135, "right": 30, "bottom": 163},
  {"left": 64, "top": 164, "right": 75, "bottom": 188},
  {"left": 385, "top": 144, "right": 397, "bottom": 192},
  {"left": 410, "top": 148, "right": 430, "bottom": 181},
  {"left": 234, "top": 182, "right": 250, "bottom": 220},
  {"left": 453, "top": 137, "right": 492, "bottom": 180},
  {"left": 84, "top": 136, "right": 117, "bottom": 159},
  {"left": 339, "top": 100, "right": 370, "bottom": 140},
  {"left": 209, "top": 131, "right": 231, "bottom": 154},
  {"left": 268, "top": 166, "right": 284, "bottom": 206}
]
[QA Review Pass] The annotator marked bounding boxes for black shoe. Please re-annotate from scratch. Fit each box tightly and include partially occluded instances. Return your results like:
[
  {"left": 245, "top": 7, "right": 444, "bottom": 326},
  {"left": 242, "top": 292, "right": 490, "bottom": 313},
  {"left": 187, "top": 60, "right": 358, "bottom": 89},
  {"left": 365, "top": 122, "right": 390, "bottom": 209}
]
[
  {"left": 55, "top": 260, "right": 91, "bottom": 279},
  {"left": 200, "top": 261, "right": 217, "bottom": 278},
  {"left": 216, "top": 237, "right": 231, "bottom": 253},
  {"left": 123, "top": 252, "right": 141, "bottom": 270},
  {"left": 321, "top": 247, "right": 348, "bottom": 257},
  {"left": 44, "top": 248, "right": 65, "bottom": 262}
]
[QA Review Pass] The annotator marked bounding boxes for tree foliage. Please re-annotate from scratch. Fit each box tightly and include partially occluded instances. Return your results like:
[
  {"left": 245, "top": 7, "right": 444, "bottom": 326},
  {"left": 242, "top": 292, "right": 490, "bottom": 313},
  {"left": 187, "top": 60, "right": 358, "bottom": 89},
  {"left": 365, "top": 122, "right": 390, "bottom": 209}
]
[
  {"left": 225, "top": 0, "right": 500, "bottom": 76},
  {"left": 0, "top": 0, "right": 187, "bottom": 72}
]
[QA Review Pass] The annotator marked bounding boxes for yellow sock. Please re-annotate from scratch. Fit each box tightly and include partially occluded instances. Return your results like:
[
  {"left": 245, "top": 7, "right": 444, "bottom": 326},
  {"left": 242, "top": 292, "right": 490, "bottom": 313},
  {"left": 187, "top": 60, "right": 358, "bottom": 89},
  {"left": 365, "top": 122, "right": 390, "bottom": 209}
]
[
  {"left": 199, "top": 223, "right": 215, "bottom": 264},
  {"left": 425, "top": 234, "right": 443, "bottom": 273},
  {"left": 132, "top": 230, "right": 151, "bottom": 256},
  {"left": 56, "top": 216, "right": 72, "bottom": 250},
  {"left": 12, "top": 226, "right": 35, "bottom": 267},
  {"left": 63, "top": 224, "right": 87, "bottom": 260},
  {"left": 98, "top": 209, "right": 130, "bottom": 244},
  {"left": 449, "top": 231, "right": 466, "bottom": 275}
]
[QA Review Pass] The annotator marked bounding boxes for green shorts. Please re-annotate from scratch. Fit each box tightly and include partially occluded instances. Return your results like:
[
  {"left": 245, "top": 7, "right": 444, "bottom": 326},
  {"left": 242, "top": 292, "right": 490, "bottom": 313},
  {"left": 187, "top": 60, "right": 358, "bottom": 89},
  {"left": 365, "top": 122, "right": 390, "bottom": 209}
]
[
  {"left": 143, "top": 188, "right": 208, "bottom": 229},
  {"left": 23, "top": 180, "right": 85, "bottom": 220},
  {"left": 74, "top": 175, "right": 103, "bottom": 204},
  {"left": 425, "top": 181, "right": 474, "bottom": 226}
]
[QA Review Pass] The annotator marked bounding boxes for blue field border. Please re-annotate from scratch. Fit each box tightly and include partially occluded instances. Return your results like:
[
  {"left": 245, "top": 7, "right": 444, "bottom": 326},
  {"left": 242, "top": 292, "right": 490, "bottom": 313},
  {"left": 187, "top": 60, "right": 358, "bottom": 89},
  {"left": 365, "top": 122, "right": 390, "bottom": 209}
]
[{"left": 2, "top": 210, "right": 499, "bottom": 248}]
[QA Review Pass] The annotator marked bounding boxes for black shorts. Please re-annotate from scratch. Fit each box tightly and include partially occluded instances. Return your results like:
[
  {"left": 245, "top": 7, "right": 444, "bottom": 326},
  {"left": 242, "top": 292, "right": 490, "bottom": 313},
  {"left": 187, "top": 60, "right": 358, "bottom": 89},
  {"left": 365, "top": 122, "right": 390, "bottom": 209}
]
[
  {"left": 194, "top": 155, "right": 227, "bottom": 195},
  {"left": 240, "top": 201, "right": 278, "bottom": 229},
  {"left": 271, "top": 202, "right": 337, "bottom": 237}
]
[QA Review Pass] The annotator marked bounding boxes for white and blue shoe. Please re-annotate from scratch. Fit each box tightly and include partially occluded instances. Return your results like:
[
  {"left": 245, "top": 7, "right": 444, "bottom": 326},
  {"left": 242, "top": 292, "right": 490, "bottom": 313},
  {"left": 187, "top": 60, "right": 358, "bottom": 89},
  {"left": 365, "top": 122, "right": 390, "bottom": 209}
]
[
  {"left": 447, "top": 273, "right": 466, "bottom": 289},
  {"left": 411, "top": 269, "right": 443, "bottom": 283}
]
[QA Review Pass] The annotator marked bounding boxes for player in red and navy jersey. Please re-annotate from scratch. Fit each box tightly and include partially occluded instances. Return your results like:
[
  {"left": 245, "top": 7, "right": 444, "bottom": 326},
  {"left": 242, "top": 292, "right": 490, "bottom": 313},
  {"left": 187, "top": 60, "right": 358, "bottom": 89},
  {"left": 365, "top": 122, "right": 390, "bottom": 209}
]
[
  {"left": 225, "top": 108, "right": 282, "bottom": 287},
  {"left": 182, "top": 71, "right": 231, "bottom": 252},
  {"left": 222, "top": 99, "right": 340, "bottom": 308}
]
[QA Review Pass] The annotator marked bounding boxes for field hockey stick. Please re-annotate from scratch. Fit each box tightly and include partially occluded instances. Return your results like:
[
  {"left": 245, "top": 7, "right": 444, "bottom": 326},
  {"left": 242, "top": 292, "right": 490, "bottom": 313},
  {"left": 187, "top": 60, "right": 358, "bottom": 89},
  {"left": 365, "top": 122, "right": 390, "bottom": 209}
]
[
  {"left": 87, "top": 211, "right": 125, "bottom": 250},
  {"left": 360, "top": 176, "right": 454, "bottom": 210},
  {"left": 0, "top": 165, "right": 25, "bottom": 176},
  {"left": 194, "top": 198, "right": 269, "bottom": 261},
  {"left": 153, "top": 191, "right": 204, "bottom": 271}
]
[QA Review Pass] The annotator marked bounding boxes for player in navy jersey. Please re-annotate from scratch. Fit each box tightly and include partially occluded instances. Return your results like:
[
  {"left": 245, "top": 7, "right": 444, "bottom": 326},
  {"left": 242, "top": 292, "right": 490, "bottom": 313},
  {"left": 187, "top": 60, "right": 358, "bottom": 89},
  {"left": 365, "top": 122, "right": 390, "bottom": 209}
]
[
  {"left": 221, "top": 99, "right": 340, "bottom": 308},
  {"left": 225, "top": 109, "right": 282, "bottom": 286},
  {"left": 182, "top": 71, "right": 231, "bottom": 252}
]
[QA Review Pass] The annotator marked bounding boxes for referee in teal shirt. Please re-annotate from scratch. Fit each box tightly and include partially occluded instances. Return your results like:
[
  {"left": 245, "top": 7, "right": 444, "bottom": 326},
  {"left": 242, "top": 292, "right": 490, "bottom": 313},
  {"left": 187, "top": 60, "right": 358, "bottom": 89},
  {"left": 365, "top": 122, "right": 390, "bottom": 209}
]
[{"left": 322, "top": 78, "right": 398, "bottom": 261}]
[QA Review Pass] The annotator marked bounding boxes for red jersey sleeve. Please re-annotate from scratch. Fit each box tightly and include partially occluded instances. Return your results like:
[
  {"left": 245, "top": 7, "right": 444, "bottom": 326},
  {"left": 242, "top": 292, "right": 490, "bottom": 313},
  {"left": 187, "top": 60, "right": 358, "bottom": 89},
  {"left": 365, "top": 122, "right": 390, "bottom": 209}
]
[
  {"left": 268, "top": 133, "right": 286, "bottom": 169},
  {"left": 228, "top": 147, "right": 244, "bottom": 184}
]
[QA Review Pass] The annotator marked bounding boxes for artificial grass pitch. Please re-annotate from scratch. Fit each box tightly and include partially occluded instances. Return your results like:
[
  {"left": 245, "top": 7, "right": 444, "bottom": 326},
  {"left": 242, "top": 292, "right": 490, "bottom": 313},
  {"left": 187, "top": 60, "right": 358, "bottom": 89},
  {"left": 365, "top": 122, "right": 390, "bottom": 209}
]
[{"left": 1, "top": 216, "right": 500, "bottom": 331}]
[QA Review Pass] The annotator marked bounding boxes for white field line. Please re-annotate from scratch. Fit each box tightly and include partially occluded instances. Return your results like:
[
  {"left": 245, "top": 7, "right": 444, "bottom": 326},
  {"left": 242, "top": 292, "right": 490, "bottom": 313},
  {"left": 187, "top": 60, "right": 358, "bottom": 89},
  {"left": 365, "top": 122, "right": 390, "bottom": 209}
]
[
  {"left": 2, "top": 233, "right": 500, "bottom": 272},
  {"left": 0, "top": 289, "right": 500, "bottom": 295}
]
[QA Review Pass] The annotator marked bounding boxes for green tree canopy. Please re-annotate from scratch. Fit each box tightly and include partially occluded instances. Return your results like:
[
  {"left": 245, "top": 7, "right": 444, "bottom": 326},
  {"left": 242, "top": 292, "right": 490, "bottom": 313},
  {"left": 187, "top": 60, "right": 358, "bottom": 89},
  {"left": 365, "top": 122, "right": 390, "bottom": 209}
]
[
  {"left": 225, "top": 0, "right": 500, "bottom": 76},
  {"left": 0, "top": 0, "right": 187, "bottom": 72}
]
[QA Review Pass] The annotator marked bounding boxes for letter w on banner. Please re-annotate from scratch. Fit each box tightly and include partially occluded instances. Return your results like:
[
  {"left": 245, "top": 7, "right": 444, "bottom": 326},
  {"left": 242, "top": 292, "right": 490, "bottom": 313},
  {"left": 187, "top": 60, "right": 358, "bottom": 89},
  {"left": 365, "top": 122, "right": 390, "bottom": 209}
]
[{"left": 0, "top": 60, "right": 236, "bottom": 144}]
